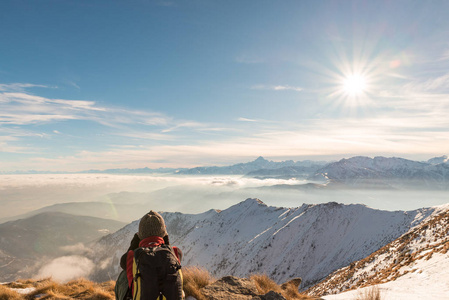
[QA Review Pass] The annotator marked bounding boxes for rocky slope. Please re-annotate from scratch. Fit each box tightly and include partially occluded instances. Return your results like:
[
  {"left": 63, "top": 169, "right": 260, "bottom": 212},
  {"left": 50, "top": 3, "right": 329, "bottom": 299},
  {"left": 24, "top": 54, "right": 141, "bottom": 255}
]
[{"left": 307, "top": 203, "right": 449, "bottom": 299}]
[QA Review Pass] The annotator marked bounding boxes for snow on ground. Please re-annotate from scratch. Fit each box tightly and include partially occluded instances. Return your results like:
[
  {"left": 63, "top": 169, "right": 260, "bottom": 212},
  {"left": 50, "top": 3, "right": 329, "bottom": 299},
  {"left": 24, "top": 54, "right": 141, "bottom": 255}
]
[
  {"left": 12, "top": 287, "right": 37, "bottom": 294},
  {"left": 323, "top": 252, "right": 449, "bottom": 300}
]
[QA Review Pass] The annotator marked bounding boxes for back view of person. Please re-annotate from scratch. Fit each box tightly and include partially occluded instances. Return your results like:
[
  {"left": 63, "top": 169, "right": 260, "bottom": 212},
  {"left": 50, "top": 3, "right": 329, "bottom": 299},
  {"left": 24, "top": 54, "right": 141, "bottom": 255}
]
[{"left": 115, "top": 210, "right": 184, "bottom": 300}]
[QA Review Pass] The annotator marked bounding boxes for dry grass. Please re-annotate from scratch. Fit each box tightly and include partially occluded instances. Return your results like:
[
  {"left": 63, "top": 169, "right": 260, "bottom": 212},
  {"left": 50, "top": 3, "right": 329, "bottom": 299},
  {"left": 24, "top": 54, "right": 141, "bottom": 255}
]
[
  {"left": 0, "top": 284, "right": 22, "bottom": 300},
  {"left": 182, "top": 266, "right": 215, "bottom": 300},
  {"left": 4, "top": 279, "right": 38, "bottom": 289},
  {"left": 250, "top": 274, "right": 315, "bottom": 300},
  {"left": 251, "top": 274, "right": 282, "bottom": 295},
  {"left": 1, "top": 278, "right": 115, "bottom": 300},
  {"left": 2, "top": 272, "right": 317, "bottom": 300},
  {"left": 25, "top": 278, "right": 115, "bottom": 300},
  {"left": 355, "top": 286, "right": 382, "bottom": 300}
]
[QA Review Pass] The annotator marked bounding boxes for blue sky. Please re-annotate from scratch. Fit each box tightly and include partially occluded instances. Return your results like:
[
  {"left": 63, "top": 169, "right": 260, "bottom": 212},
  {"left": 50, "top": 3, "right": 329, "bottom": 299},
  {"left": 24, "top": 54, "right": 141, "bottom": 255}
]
[{"left": 1, "top": 0, "right": 449, "bottom": 171}]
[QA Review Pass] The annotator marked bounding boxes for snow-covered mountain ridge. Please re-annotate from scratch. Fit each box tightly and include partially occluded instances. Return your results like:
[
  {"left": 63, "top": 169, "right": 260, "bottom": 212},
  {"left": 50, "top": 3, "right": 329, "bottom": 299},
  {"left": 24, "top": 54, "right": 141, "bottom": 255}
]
[
  {"left": 176, "top": 156, "right": 328, "bottom": 175},
  {"left": 308, "top": 203, "right": 449, "bottom": 299},
  {"left": 428, "top": 155, "right": 449, "bottom": 165},
  {"left": 310, "top": 156, "right": 449, "bottom": 189},
  {"left": 91, "top": 198, "right": 439, "bottom": 290}
]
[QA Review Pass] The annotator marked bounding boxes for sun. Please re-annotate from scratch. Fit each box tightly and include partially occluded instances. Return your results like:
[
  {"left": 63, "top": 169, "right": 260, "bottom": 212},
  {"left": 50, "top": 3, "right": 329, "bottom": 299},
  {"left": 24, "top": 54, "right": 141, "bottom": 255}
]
[
  {"left": 325, "top": 68, "right": 373, "bottom": 109},
  {"left": 323, "top": 50, "right": 381, "bottom": 108},
  {"left": 342, "top": 74, "right": 367, "bottom": 96}
]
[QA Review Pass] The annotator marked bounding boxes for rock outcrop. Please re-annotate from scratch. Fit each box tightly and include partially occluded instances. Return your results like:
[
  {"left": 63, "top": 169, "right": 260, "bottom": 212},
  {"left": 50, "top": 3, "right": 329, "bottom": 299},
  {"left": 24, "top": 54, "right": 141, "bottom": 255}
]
[
  {"left": 200, "top": 276, "right": 258, "bottom": 299},
  {"left": 199, "top": 276, "right": 288, "bottom": 300}
]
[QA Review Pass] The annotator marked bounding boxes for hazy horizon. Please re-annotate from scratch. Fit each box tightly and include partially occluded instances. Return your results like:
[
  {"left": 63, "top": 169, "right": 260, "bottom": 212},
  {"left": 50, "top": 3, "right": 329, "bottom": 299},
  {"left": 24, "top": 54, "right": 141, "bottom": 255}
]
[
  {"left": 1, "top": 173, "right": 448, "bottom": 224},
  {"left": 1, "top": 153, "right": 447, "bottom": 174}
]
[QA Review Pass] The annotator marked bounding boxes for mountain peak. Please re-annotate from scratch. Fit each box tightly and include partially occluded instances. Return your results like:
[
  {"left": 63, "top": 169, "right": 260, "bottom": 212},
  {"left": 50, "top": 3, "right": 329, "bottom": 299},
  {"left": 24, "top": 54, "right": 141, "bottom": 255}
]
[
  {"left": 428, "top": 155, "right": 449, "bottom": 165},
  {"left": 238, "top": 198, "right": 268, "bottom": 208},
  {"left": 254, "top": 156, "right": 268, "bottom": 162}
]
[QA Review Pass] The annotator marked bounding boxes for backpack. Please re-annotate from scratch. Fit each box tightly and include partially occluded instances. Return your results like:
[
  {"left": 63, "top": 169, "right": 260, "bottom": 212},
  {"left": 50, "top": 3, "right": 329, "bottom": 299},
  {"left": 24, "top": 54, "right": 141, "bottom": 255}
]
[
  {"left": 132, "top": 244, "right": 184, "bottom": 300},
  {"left": 115, "top": 270, "right": 132, "bottom": 300}
]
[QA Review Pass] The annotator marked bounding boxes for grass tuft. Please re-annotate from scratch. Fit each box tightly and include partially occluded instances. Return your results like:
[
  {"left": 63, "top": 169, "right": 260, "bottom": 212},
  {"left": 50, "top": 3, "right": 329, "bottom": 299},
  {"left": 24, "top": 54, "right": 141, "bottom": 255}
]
[
  {"left": 10, "top": 277, "right": 116, "bottom": 300},
  {"left": 251, "top": 274, "right": 283, "bottom": 295},
  {"left": 182, "top": 266, "right": 215, "bottom": 300},
  {"left": 355, "top": 286, "right": 382, "bottom": 300},
  {"left": 0, "top": 284, "right": 22, "bottom": 300},
  {"left": 250, "top": 274, "right": 314, "bottom": 300}
]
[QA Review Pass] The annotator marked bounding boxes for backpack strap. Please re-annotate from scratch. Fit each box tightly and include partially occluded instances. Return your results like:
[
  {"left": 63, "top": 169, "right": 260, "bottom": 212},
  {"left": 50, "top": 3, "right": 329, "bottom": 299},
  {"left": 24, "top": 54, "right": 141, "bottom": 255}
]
[
  {"left": 126, "top": 250, "right": 135, "bottom": 288},
  {"left": 133, "top": 248, "right": 150, "bottom": 300}
]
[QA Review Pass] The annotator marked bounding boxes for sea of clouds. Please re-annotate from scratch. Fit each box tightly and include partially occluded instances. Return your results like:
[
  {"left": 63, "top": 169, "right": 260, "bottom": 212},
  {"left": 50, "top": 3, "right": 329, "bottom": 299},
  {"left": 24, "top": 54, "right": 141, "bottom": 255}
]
[{"left": 1, "top": 173, "right": 448, "bottom": 221}]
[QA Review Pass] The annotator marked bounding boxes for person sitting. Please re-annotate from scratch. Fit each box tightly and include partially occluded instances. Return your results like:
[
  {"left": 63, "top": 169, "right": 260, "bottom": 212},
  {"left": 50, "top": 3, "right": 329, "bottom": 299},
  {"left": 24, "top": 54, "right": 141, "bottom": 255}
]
[{"left": 115, "top": 210, "right": 183, "bottom": 300}]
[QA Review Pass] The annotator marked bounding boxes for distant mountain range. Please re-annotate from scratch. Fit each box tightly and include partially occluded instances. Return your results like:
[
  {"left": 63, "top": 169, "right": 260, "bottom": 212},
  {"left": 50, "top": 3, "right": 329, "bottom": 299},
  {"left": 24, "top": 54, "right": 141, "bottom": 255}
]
[
  {"left": 71, "top": 155, "right": 449, "bottom": 188},
  {"left": 1, "top": 155, "right": 448, "bottom": 178},
  {"left": 80, "top": 167, "right": 182, "bottom": 174},
  {"left": 309, "top": 156, "right": 449, "bottom": 189},
  {"left": 174, "top": 156, "right": 328, "bottom": 176}
]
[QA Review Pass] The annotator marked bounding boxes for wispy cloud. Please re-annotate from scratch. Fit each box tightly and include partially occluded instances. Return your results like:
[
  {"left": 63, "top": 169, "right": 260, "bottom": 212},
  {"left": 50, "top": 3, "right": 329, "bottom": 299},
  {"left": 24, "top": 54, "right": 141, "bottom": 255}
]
[
  {"left": 0, "top": 83, "right": 220, "bottom": 161},
  {"left": 0, "top": 85, "right": 170, "bottom": 127},
  {"left": 0, "top": 92, "right": 101, "bottom": 125},
  {"left": 0, "top": 126, "right": 55, "bottom": 154},
  {"left": 64, "top": 80, "right": 80, "bottom": 89},
  {"left": 0, "top": 83, "right": 51, "bottom": 92},
  {"left": 440, "top": 48, "right": 449, "bottom": 61},
  {"left": 114, "top": 131, "right": 175, "bottom": 141},
  {"left": 410, "top": 73, "right": 449, "bottom": 92},
  {"left": 237, "top": 117, "right": 276, "bottom": 124},
  {"left": 0, "top": 136, "right": 24, "bottom": 153},
  {"left": 251, "top": 84, "right": 303, "bottom": 92},
  {"left": 161, "top": 121, "right": 206, "bottom": 133},
  {"left": 17, "top": 107, "right": 449, "bottom": 172},
  {"left": 237, "top": 117, "right": 257, "bottom": 122}
]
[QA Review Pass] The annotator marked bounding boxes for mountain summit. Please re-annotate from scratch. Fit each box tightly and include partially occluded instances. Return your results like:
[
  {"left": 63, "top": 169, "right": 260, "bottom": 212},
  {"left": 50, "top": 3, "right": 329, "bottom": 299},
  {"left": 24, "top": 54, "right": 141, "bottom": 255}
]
[
  {"left": 91, "top": 199, "right": 437, "bottom": 290},
  {"left": 428, "top": 155, "right": 449, "bottom": 165},
  {"left": 254, "top": 156, "right": 268, "bottom": 163}
]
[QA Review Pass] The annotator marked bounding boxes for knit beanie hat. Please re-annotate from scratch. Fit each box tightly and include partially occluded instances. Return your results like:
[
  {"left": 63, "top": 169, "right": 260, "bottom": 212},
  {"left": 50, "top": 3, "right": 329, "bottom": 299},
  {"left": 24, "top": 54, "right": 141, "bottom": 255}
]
[{"left": 138, "top": 210, "right": 168, "bottom": 239}]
